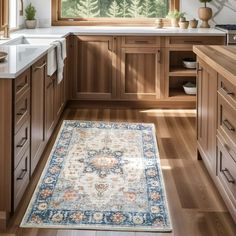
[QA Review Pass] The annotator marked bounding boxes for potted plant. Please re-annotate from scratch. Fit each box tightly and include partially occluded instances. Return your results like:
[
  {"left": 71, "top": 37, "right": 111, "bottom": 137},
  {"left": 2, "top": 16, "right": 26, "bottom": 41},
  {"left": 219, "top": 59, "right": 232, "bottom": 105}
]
[
  {"left": 198, "top": 0, "right": 213, "bottom": 28},
  {"left": 167, "top": 10, "right": 186, "bottom": 27},
  {"left": 25, "top": 3, "right": 37, "bottom": 29}
]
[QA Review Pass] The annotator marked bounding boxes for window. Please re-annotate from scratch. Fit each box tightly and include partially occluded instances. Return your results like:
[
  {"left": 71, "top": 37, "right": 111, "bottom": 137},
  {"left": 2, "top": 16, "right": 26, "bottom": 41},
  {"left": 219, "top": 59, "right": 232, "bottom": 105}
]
[
  {"left": 52, "top": 0, "right": 179, "bottom": 25},
  {"left": 61, "top": 0, "right": 169, "bottom": 19}
]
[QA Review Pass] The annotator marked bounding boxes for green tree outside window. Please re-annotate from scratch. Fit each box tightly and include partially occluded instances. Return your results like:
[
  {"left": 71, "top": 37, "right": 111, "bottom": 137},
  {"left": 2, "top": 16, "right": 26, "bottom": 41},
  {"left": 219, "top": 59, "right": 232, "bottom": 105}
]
[{"left": 61, "top": 0, "right": 169, "bottom": 18}]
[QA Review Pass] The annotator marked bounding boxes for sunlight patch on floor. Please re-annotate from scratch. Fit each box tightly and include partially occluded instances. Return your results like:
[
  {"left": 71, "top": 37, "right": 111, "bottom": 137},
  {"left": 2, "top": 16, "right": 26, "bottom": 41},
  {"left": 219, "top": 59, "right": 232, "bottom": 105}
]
[{"left": 139, "top": 109, "right": 196, "bottom": 117}]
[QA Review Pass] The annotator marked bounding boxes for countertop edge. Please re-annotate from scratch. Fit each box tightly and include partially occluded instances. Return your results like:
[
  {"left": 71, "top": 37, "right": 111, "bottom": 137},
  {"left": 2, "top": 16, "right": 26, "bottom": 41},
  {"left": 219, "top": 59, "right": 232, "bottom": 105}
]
[
  {"left": 193, "top": 46, "right": 236, "bottom": 86},
  {"left": 0, "top": 46, "right": 51, "bottom": 79}
]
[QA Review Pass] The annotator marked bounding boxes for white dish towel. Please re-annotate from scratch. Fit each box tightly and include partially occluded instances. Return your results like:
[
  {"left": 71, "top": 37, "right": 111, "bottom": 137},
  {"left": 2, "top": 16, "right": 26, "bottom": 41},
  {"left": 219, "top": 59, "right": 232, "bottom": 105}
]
[{"left": 51, "top": 38, "right": 67, "bottom": 84}]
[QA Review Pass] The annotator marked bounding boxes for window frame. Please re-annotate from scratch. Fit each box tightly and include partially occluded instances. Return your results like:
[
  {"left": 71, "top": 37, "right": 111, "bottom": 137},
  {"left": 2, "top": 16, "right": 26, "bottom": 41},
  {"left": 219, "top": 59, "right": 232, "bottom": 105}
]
[{"left": 52, "top": 0, "right": 180, "bottom": 26}]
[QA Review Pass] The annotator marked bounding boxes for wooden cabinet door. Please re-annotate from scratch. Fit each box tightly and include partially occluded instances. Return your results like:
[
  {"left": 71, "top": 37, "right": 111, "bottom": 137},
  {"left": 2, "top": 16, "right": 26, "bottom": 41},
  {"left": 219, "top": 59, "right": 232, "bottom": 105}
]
[
  {"left": 54, "top": 78, "right": 65, "bottom": 118},
  {"left": 197, "top": 59, "right": 217, "bottom": 173},
  {"left": 31, "top": 57, "right": 47, "bottom": 174},
  {"left": 120, "top": 48, "right": 161, "bottom": 100},
  {"left": 45, "top": 74, "right": 55, "bottom": 140},
  {"left": 74, "top": 36, "right": 116, "bottom": 100}
]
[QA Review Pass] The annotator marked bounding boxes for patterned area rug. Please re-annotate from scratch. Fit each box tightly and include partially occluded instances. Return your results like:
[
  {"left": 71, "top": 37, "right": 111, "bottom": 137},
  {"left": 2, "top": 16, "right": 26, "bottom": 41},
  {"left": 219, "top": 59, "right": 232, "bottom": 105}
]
[{"left": 21, "top": 121, "right": 172, "bottom": 231}]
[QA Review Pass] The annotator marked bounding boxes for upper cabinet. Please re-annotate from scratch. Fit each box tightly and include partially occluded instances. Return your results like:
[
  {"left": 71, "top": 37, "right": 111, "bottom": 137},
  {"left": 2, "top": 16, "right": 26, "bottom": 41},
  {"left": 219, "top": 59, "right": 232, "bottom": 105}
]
[{"left": 73, "top": 36, "right": 117, "bottom": 100}]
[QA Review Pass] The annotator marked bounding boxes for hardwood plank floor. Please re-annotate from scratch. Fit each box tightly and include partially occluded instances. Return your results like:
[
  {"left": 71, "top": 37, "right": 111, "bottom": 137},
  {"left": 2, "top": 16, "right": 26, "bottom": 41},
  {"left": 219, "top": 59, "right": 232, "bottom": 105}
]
[{"left": 1, "top": 108, "right": 236, "bottom": 236}]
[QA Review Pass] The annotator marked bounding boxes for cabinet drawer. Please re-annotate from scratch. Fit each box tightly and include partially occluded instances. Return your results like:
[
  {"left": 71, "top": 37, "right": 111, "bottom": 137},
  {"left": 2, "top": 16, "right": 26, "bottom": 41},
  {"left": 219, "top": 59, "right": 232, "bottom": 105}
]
[
  {"left": 218, "top": 75, "right": 236, "bottom": 107},
  {"left": 14, "top": 90, "right": 30, "bottom": 134},
  {"left": 218, "top": 94, "right": 236, "bottom": 147},
  {"left": 14, "top": 120, "right": 30, "bottom": 169},
  {"left": 122, "top": 36, "right": 160, "bottom": 47},
  {"left": 14, "top": 69, "right": 30, "bottom": 102},
  {"left": 14, "top": 148, "right": 30, "bottom": 210},
  {"left": 217, "top": 137, "right": 236, "bottom": 208},
  {"left": 166, "top": 36, "right": 225, "bottom": 47}
]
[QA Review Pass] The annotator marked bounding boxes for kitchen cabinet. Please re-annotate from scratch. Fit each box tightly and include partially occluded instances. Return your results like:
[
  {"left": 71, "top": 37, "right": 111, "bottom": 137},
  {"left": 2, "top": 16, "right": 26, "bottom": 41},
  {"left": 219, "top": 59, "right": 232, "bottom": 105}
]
[
  {"left": 45, "top": 73, "right": 56, "bottom": 140},
  {"left": 194, "top": 45, "right": 236, "bottom": 222},
  {"left": 73, "top": 36, "right": 116, "bottom": 100},
  {"left": 31, "top": 56, "right": 47, "bottom": 174},
  {"left": 120, "top": 47, "right": 161, "bottom": 100},
  {"left": 70, "top": 35, "right": 225, "bottom": 107},
  {"left": 197, "top": 59, "right": 217, "bottom": 173},
  {"left": 45, "top": 73, "right": 66, "bottom": 140}
]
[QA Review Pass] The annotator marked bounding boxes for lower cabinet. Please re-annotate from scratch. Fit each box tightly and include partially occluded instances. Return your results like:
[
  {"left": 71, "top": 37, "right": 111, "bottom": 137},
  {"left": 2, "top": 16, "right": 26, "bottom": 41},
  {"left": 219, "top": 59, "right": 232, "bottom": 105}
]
[
  {"left": 74, "top": 36, "right": 116, "bottom": 100},
  {"left": 45, "top": 73, "right": 66, "bottom": 140},
  {"left": 120, "top": 48, "right": 161, "bottom": 100},
  {"left": 197, "top": 59, "right": 218, "bottom": 173},
  {"left": 31, "top": 56, "right": 47, "bottom": 174},
  {"left": 196, "top": 58, "right": 236, "bottom": 222},
  {"left": 0, "top": 54, "right": 67, "bottom": 228}
]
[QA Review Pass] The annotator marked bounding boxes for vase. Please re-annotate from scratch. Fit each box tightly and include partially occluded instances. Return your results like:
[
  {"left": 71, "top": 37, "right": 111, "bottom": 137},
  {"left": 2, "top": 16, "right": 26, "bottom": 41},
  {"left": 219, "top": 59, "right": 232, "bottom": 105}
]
[
  {"left": 198, "top": 7, "right": 212, "bottom": 28},
  {"left": 171, "top": 18, "right": 179, "bottom": 28},
  {"left": 25, "top": 20, "right": 37, "bottom": 29}
]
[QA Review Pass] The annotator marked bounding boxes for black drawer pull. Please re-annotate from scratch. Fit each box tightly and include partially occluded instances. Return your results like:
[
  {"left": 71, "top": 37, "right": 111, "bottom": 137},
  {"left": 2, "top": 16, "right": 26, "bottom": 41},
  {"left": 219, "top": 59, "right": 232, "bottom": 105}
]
[
  {"left": 17, "top": 169, "right": 27, "bottom": 180},
  {"left": 16, "top": 137, "right": 27, "bottom": 148},
  {"left": 221, "top": 168, "right": 235, "bottom": 184},
  {"left": 17, "top": 108, "right": 27, "bottom": 116},
  {"left": 224, "top": 144, "right": 235, "bottom": 160},
  {"left": 222, "top": 87, "right": 234, "bottom": 96},
  {"left": 34, "top": 62, "right": 46, "bottom": 71},
  {"left": 16, "top": 83, "right": 26, "bottom": 90},
  {"left": 223, "top": 119, "right": 235, "bottom": 132},
  {"left": 17, "top": 157, "right": 28, "bottom": 180},
  {"left": 184, "top": 41, "right": 202, "bottom": 44}
]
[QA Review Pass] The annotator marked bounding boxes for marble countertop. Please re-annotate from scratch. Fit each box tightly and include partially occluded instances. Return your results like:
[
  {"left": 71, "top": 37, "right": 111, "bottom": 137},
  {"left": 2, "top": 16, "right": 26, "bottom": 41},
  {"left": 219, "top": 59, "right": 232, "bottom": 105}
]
[
  {"left": 0, "top": 26, "right": 226, "bottom": 79},
  {"left": 12, "top": 26, "right": 226, "bottom": 37},
  {"left": 0, "top": 44, "right": 52, "bottom": 78}
]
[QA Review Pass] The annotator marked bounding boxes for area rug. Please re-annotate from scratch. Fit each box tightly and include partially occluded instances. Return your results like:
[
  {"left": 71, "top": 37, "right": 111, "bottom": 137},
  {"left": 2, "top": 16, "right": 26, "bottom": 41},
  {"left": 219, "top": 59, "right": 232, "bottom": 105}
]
[{"left": 21, "top": 121, "right": 172, "bottom": 232}]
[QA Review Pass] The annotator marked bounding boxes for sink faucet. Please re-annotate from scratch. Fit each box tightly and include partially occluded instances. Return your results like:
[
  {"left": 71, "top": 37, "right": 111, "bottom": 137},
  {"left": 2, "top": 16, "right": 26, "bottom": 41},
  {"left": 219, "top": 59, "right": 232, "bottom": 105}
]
[{"left": 1, "top": 24, "right": 10, "bottom": 39}]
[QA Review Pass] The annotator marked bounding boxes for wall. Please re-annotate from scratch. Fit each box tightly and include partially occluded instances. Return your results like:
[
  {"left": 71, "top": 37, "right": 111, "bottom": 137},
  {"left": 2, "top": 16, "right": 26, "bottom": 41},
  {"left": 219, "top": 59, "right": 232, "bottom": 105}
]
[
  {"left": 180, "top": 0, "right": 236, "bottom": 24},
  {"left": 25, "top": 0, "right": 51, "bottom": 27},
  {"left": 28, "top": 0, "right": 236, "bottom": 27}
]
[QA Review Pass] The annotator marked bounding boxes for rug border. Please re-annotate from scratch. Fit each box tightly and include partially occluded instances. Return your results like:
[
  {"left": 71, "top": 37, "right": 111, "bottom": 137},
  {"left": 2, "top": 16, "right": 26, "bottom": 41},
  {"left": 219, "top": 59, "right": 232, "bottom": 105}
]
[{"left": 20, "top": 120, "right": 172, "bottom": 232}]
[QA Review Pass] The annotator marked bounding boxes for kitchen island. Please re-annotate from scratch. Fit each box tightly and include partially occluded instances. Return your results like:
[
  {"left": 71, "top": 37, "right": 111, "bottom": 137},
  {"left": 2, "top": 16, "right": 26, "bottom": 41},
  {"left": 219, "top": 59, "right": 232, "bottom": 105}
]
[{"left": 194, "top": 45, "right": 236, "bottom": 222}]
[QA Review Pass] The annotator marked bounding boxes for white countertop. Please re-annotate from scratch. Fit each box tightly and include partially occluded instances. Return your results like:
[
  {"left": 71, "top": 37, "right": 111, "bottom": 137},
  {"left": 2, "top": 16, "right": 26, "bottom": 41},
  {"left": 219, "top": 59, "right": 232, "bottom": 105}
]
[
  {"left": 0, "top": 26, "right": 226, "bottom": 79},
  {"left": 12, "top": 26, "right": 226, "bottom": 37},
  {"left": 0, "top": 45, "right": 52, "bottom": 78}
]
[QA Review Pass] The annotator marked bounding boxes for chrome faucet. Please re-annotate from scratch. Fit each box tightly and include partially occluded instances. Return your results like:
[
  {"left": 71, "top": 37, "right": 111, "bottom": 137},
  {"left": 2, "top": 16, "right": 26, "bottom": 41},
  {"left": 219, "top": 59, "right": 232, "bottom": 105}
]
[{"left": 1, "top": 24, "right": 10, "bottom": 39}]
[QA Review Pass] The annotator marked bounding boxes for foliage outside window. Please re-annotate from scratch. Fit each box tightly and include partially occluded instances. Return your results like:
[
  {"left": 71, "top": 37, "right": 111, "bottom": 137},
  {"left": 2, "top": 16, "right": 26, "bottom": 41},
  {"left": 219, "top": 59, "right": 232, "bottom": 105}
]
[{"left": 61, "top": 0, "right": 170, "bottom": 19}]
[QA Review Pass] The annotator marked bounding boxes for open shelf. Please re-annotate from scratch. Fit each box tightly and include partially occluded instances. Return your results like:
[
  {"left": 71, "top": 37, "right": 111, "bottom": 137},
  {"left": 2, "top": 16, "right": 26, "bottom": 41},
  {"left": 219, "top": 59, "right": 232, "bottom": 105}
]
[
  {"left": 169, "top": 88, "right": 196, "bottom": 101},
  {"left": 169, "top": 67, "right": 197, "bottom": 77}
]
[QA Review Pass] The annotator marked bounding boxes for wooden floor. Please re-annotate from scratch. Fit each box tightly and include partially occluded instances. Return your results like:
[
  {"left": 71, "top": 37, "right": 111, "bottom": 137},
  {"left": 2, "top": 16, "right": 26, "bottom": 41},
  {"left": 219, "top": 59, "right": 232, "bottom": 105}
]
[{"left": 2, "top": 108, "right": 236, "bottom": 236}]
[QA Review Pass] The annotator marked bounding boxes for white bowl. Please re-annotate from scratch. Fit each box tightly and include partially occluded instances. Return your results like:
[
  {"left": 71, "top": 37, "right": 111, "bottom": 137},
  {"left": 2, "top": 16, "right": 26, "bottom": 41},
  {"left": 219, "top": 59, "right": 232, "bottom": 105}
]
[
  {"left": 183, "top": 58, "right": 197, "bottom": 69},
  {"left": 183, "top": 84, "right": 197, "bottom": 95}
]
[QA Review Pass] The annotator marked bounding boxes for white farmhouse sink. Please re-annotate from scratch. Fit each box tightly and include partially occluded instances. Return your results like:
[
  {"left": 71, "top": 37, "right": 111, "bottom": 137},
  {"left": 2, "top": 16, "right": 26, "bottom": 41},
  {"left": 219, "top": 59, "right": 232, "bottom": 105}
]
[{"left": 5, "top": 36, "right": 63, "bottom": 76}]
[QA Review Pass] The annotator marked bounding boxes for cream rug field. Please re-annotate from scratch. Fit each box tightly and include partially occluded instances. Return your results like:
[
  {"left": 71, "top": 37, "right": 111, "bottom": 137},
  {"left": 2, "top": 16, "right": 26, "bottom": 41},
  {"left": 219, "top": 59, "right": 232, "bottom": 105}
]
[{"left": 21, "top": 120, "right": 172, "bottom": 232}]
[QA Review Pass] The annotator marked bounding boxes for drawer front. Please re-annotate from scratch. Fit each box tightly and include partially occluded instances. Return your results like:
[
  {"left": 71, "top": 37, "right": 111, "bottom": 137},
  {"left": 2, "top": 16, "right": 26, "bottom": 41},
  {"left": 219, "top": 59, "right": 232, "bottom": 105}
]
[
  {"left": 122, "top": 36, "right": 160, "bottom": 47},
  {"left": 166, "top": 36, "right": 225, "bottom": 47},
  {"left": 14, "top": 69, "right": 30, "bottom": 102},
  {"left": 218, "top": 75, "right": 236, "bottom": 106},
  {"left": 14, "top": 90, "right": 30, "bottom": 134},
  {"left": 217, "top": 138, "right": 236, "bottom": 208},
  {"left": 14, "top": 148, "right": 30, "bottom": 210},
  {"left": 218, "top": 94, "right": 236, "bottom": 146},
  {"left": 14, "top": 120, "right": 30, "bottom": 169}
]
